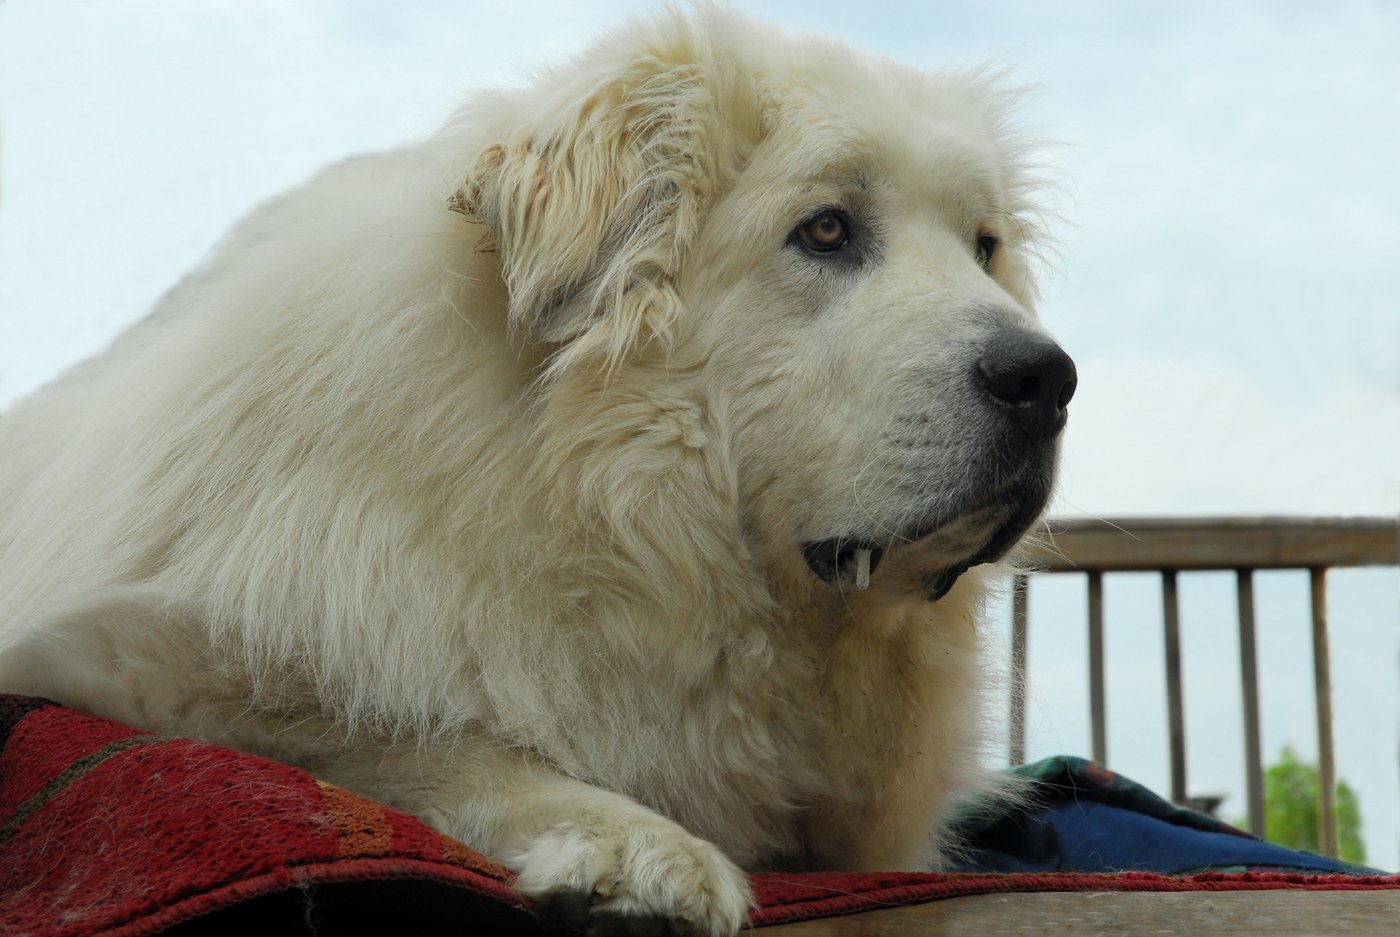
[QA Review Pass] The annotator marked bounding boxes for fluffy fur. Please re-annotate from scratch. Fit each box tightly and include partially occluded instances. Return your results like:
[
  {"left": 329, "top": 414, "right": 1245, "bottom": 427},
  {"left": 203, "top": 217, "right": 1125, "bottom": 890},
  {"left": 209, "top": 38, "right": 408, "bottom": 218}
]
[{"left": 0, "top": 8, "right": 1071, "bottom": 936}]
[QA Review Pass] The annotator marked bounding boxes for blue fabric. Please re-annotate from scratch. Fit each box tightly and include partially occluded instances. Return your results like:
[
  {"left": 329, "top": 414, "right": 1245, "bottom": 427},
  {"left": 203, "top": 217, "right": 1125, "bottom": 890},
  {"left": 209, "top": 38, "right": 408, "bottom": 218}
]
[{"left": 949, "top": 756, "right": 1382, "bottom": 875}]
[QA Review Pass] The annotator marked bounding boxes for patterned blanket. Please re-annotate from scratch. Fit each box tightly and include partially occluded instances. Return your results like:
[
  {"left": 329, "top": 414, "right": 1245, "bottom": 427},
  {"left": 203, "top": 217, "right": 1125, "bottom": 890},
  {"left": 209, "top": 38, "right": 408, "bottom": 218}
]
[{"left": 1, "top": 695, "right": 1393, "bottom": 936}]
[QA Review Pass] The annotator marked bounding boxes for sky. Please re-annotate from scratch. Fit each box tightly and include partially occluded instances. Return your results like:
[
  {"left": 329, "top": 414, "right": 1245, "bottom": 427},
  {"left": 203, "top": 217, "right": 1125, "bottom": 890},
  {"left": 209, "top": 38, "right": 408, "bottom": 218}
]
[{"left": 2, "top": 1, "right": 1398, "bottom": 868}]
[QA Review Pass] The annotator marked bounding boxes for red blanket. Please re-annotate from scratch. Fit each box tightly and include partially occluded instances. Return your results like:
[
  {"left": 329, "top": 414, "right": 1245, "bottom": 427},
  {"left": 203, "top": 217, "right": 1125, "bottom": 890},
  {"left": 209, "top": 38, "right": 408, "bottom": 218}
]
[{"left": 2, "top": 695, "right": 1394, "bottom": 936}]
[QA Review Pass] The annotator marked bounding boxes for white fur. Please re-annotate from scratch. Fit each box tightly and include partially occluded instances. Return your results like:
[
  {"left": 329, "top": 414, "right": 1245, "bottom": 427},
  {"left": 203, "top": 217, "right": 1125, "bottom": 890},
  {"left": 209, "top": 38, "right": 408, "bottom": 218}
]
[{"left": 0, "top": 8, "right": 1062, "bottom": 936}]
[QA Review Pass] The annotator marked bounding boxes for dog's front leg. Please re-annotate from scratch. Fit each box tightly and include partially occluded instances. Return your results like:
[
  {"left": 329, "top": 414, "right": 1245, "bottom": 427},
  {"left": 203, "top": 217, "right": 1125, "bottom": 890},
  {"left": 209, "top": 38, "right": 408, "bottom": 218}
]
[
  {"left": 321, "top": 737, "right": 754, "bottom": 937},
  {"left": 0, "top": 594, "right": 752, "bottom": 936}
]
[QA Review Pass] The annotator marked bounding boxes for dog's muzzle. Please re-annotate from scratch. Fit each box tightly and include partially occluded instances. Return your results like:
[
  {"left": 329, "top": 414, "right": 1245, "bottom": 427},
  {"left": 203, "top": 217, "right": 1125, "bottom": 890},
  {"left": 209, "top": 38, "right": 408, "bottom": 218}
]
[{"left": 802, "top": 329, "right": 1075, "bottom": 601}]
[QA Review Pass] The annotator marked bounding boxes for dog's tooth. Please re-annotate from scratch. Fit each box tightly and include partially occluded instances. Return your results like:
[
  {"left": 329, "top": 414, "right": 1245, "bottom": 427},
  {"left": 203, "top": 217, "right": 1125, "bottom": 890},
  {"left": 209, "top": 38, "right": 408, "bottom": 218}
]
[{"left": 855, "top": 548, "right": 872, "bottom": 590}]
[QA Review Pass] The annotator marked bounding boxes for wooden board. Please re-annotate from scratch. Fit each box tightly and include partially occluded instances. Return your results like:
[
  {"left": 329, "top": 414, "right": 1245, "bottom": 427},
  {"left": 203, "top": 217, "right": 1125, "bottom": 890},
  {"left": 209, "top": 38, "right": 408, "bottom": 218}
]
[
  {"left": 761, "top": 890, "right": 1400, "bottom": 936},
  {"left": 1020, "top": 516, "right": 1399, "bottom": 572}
]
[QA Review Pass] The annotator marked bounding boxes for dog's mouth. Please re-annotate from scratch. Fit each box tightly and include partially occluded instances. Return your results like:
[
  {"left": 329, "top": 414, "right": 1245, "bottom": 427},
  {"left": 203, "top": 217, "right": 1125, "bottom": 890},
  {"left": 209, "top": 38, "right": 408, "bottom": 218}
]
[
  {"left": 801, "top": 538, "right": 984, "bottom": 601},
  {"left": 800, "top": 487, "right": 1047, "bottom": 602},
  {"left": 800, "top": 529, "right": 989, "bottom": 602},
  {"left": 800, "top": 539, "right": 888, "bottom": 593}
]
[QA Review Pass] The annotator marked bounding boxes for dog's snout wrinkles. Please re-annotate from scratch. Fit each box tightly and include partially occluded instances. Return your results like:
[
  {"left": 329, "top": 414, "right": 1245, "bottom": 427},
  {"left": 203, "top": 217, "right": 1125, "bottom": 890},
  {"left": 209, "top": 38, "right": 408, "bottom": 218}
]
[{"left": 976, "top": 332, "right": 1077, "bottom": 439}]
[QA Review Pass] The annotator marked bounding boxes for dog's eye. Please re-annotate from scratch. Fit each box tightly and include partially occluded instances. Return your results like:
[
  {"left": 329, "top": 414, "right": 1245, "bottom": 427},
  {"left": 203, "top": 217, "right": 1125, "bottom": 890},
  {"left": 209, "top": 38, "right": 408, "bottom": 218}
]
[
  {"left": 795, "top": 211, "right": 849, "bottom": 253},
  {"left": 975, "top": 232, "right": 999, "bottom": 271}
]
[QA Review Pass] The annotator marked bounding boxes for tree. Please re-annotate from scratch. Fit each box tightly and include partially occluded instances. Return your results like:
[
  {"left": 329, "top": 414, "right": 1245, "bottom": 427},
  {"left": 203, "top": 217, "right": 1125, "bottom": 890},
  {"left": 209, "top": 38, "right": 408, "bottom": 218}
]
[{"left": 1248, "top": 746, "right": 1366, "bottom": 864}]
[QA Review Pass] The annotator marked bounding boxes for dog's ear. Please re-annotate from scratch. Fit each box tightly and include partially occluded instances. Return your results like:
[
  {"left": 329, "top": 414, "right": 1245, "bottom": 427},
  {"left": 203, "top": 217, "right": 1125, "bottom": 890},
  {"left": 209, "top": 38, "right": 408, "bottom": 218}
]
[{"left": 453, "top": 43, "right": 754, "bottom": 358}]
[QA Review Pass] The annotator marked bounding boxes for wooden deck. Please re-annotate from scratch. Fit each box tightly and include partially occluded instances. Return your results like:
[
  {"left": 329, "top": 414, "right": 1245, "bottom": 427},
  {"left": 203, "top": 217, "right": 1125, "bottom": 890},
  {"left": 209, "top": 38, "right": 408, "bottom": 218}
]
[{"left": 762, "top": 890, "right": 1400, "bottom": 935}]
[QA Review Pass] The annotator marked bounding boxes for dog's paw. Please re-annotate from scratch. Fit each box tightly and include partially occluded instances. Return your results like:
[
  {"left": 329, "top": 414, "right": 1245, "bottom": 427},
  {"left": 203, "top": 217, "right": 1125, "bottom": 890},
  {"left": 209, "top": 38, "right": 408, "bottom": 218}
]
[{"left": 513, "top": 812, "right": 752, "bottom": 937}]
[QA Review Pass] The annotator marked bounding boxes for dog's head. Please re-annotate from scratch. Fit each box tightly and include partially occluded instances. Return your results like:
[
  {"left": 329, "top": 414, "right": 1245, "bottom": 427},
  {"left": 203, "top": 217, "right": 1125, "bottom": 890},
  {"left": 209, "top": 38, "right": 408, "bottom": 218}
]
[{"left": 454, "top": 9, "right": 1073, "bottom": 603}]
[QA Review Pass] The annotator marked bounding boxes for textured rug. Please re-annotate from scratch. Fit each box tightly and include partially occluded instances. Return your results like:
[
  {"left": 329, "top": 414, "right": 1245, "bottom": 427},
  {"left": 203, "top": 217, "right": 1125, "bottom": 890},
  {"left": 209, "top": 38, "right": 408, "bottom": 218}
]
[{"left": 2, "top": 695, "right": 1394, "bottom": 937}]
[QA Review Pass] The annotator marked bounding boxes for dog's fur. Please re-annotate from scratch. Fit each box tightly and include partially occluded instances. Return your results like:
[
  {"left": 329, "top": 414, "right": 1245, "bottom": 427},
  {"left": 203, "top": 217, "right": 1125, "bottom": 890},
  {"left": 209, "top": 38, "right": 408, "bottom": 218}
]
[{"left": 0, "top": 8, "right": 1071, "bottom": 935}]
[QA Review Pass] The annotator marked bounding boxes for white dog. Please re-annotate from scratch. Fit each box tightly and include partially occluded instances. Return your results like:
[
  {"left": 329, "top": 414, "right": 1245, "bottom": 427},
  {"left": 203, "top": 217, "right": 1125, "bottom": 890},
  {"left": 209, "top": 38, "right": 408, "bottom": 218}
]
[{"left": 0, "top": 8, "right": 1074, "bottom": 935}]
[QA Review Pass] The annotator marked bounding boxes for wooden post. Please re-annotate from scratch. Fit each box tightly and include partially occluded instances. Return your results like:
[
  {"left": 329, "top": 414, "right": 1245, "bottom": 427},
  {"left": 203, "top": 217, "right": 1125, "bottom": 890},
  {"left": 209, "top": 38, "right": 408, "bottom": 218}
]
[
  {"left": 1010, "top": 574, "right": 1028, "bottom": 766},
  {"left": 1088, "top": 571, "right": 1106, "bottom": 766},
  {"left": 1310, "top": 567, "right": 1339, "bottom": 858},
  {"left": 1236, "top": 569, "right": 1265, "bottom": 838},
  {"left": 1162, "top": 570, "right": 1187, "bottom": 805}
]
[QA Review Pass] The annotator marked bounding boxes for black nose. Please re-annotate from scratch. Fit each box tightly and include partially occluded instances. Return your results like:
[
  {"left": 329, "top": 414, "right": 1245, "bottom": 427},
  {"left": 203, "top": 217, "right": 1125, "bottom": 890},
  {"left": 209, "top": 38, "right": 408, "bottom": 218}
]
[{"left": 975, "top": 331, "right": 1077, "bottom": 439}]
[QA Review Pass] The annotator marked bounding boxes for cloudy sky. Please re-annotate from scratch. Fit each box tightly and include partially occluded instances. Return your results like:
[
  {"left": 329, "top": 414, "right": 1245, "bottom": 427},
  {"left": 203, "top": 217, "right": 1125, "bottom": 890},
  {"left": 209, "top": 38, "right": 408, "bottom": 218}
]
[{"left": 2, "top": 1, "right": 1397, "bottom": 868}]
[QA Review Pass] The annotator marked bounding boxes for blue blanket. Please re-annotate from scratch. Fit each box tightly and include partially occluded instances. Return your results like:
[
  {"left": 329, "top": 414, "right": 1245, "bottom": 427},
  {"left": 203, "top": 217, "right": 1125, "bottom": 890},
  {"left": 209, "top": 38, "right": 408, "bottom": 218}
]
[{"left": 950, "top": 757, "right": 1379, "bottom": 875}]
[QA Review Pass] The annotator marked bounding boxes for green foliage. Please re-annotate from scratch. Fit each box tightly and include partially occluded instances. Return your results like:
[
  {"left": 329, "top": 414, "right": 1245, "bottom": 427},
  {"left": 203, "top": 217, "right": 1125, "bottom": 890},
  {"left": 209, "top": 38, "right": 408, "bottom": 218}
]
[{"left": 1243, "top": 746, "right": 1366, "bottom": 864}]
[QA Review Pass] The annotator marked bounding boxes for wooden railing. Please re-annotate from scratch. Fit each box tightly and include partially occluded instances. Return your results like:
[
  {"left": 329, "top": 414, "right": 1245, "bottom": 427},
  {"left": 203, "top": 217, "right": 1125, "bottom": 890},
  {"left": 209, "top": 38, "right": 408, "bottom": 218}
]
[{"left": 1012, "top": 516, "right": 1400, "bottom": 857}]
